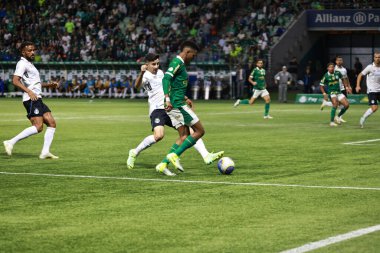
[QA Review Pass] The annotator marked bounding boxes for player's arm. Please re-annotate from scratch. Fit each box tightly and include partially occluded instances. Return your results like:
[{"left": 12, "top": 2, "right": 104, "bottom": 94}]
[
  {"left": 319, "top": 77, "right": 328, "bottom": 101},
  {"left": 12, "top": 75, "right": 39, "bottom": 101},
  {"left": 184, "top": 95, "right": 193, "bottom": 108},
  {"left": 248, "top": 75, "right": 256, "bottom": 86},
  {"left": 135, "top": 64, "right": 147, "bottom": 90},
  {"left": 356, "top": 73, "right": 363, "bottom": 93},
  {"left": 162, "top": 73, "right": 173, "bottom": 111}
]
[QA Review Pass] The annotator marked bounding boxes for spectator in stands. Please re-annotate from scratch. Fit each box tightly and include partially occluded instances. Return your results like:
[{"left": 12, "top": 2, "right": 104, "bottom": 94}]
[{"left": 302, "top": 67, "right": 313, "bottom": 94}]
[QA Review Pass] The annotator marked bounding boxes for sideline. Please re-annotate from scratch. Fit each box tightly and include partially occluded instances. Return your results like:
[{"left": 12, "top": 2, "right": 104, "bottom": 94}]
[{"left": 280, "top": 224, "right": 380, "bottom": 253}]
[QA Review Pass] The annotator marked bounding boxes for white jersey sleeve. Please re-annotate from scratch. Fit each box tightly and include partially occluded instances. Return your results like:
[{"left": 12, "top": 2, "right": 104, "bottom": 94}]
[
  {"left": 361, "top": 64, "right": 380, "bottom": 93},
  {"left": 14, "top": 57, "right": 42, "bottom": 101}
]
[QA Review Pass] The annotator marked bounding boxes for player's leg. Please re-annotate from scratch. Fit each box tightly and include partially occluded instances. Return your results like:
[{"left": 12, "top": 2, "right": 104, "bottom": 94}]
[
  {"left": 337, "top": 95, "right": 349, "bottom": 123},
  {"left": 320, "top": 98, "right": 333, "bottom": 110},
  {"left": 190, "top": 127, "right": 224, "bottom": 164},
  {"left": 330, "top": 96, "right": 339, "bottom": 126},
  {"left": 40, "top": 111, "right": 58, "bottom": 159},
  {"left": 262, "top": 92, "right": 272, "bottom": 119},
  {"left": 166, "top": 106, "right": 202, "bottom": 171},
  {"left": 360, "top": 93, "right": 379, "bottom": 128},
  {"left": 3, "top": 100, "right": 45, "bottom": 156}
]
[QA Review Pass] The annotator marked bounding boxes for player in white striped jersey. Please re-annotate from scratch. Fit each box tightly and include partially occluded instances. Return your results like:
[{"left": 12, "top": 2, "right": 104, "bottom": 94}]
[
  {"left": 3, "top": 41, "right": 59, "bottom": 159},
  {"left": 356, "top": 52, "right": 380, "bottom": 128},
  {"left": 320, "top": 56, "right": 352, "bottom": 123},
  {"left": 126, "top": 53, "right": 223, "bottom": 176}
]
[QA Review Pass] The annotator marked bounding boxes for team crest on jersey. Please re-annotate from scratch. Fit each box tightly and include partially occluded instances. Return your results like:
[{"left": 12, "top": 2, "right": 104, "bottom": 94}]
[
  {"left": 168, "top": 67, "right": 173, "bottom": 72},
  {"left": 154, "top": 118, "right": 160, "bottom": 124},
  {"left": 34, "top": 108, "right": 39, "bottom": 114}
]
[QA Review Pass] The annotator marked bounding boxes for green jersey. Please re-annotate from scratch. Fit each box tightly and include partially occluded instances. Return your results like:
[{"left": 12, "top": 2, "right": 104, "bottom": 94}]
[
  {"left": 163, "top": 56, "right": 188, "bottom": 108},
  {"left": 320, "top": 71, "right": 343, "bottom": 94},
  {"left": 250, "top": 67, "right": 266, "bottom": 90}
]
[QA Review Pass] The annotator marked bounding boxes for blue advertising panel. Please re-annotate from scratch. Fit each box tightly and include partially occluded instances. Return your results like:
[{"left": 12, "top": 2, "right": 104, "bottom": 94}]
[{"left": 307, "top": 10, "right": 380, "bottom": 30}]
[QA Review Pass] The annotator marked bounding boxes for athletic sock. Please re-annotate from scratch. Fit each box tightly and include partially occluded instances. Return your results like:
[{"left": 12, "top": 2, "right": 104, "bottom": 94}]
[
  {"left": 41, "top": 127, "right": 56, "bottom": 154},
  {"left": 240, "top": 99, "right": 249, "bottom": 104},
  {"left": 135, "top": 135, "right": 156, "bottom": 155},
  {"left": 265, "top": 103, "right": 270, "bottom": 116},
  {"left": 330, "top": 107, "right": 337, "bottom": 122},
  {"left": 363, "top": 108, "right": 374, "bottom": 119},
  {"left": 9, "top": 126, "right": 38, "bottom": 145},
  {"left": 338, "top": 107, "right": 348, "bottom": 117},
  {"left": 161, "top": 143, "right": 179, "bottom": 164},
  {"left": 193, "top": 138, "right": 209, "bottom": 159},
  {"left": 175, "top": 136, "right": 196, "bottom": 156}
]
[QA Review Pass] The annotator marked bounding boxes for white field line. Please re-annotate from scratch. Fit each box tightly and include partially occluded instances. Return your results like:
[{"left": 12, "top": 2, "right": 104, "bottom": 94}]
[
  {"left": 0, "top": 171, "right": 379, "bottom": 191},
  {"left": 280, "top": 224, "right": 380, "bottom": 253},
  {"left": 342, "top": 139, "right": 380, "bottom": 145}
]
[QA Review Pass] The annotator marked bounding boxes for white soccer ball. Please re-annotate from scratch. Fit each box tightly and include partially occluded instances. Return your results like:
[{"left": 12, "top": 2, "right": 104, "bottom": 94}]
[{"left": 217, "top": 157, "right": 235, "bottom": 175}]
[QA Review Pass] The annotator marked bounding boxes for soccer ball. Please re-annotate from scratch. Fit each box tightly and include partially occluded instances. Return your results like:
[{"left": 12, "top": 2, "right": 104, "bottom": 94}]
[{"left": 217, "top": 157, "right": 235, "bottom": 175}]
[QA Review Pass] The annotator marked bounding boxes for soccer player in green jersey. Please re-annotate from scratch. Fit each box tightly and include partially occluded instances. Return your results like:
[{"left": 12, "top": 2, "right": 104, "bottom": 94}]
[
  {"left": 320, "top": 62, "right": 350, "bottom": 127},
  {"left": 233, "top": 59, "right": 273, "bottom": 119},
  {"left": 155, "top": 41, "right": 224, "bottom": 172}
]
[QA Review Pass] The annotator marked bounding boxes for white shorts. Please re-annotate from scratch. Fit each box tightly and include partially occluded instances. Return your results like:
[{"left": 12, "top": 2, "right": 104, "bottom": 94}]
[
  {"left": 167, "top": 105, "right": 199, "bottom": 129},
  {"left": 252, "top": 89, "right": 270, "bottom": 98},
  {"left": 330, "top": 93, "right": 346, "bottom": 101}
]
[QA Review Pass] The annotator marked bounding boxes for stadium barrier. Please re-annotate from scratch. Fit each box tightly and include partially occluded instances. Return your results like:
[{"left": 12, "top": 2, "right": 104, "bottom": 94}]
[{"left": 295, "top": 94, "right": 368, "bottom": 104}]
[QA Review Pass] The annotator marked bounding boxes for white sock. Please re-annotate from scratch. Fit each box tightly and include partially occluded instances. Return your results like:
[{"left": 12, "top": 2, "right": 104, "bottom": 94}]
[
  {"left": 135, "top": 135, "right": 156, "bottom": 155},
  {"left": 41, "top": 127, "right": 56, "bottom": 154},
  {"left": 9, "top": 126, "right": 38, "bottom": 145},
  {"left": 338, "top": 104, "right": 344, "bottom": 110},
  {"left": 193, "top": 138, "right": 209, "bottom": 159},
  {"left": 363, "top": 108, "right": 374, "bottom": 119},
  {"left": 324, "top": 101, "right": 332, "bottom": 107}
]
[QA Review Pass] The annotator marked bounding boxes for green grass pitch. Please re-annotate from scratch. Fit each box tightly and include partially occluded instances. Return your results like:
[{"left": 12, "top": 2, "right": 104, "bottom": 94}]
[{"left": 0, "top": 98, "right": 379, "bottom": 253}]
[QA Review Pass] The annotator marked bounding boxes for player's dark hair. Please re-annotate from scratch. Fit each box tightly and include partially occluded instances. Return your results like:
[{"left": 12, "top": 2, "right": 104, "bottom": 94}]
[
  {"left": 335, "top": 55, "right": 342, "bottom": 60},
  {"left": 19, "top": 41, "right": 35, "bottom": 53},
  {"left": 145, "top": 53, "right": 159, "bottom": 62},
  {"left": 180, "top": 41, "right": 199, "bottom": 52},
  {"left": 327, "top": 62, "right": 334, "bottom": 67},
  {"left": 256, "top": 59, "right": 264, "bottom": 63}
]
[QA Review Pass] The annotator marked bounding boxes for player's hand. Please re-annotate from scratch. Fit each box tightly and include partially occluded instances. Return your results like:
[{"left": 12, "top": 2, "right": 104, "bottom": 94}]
[
  {"left": 253, "top": 82, "right": 257, "bottom": 86},
  {"left": 185, "top": 98, "right": 193, "bottom": 108},
  {"left": 141, "top": 64, "right": 147, "bottom": 72},
  {"left": 355, "top": 86, "right": 361, "bottom": 93},
  {"left": 28, "top": 90, "right": 38, "bottom": 101},
  {"left": 346, "top": 87, "right": 353, "bottom": 94},
  {"left": 165, "top": 101, "right": 173, "bottom": 112}
]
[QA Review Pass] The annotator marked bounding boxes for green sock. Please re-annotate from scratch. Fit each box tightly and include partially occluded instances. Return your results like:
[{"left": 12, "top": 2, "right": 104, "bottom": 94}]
[
  {"left": 338, "top": 107, "right": 347, "bottom": 117},
  {"left": 264, "top": 103, "right": 270, "bottom": 116},
  {"left": 161, "top": 143, "right": 179, "bottom": 164},
  {"left": 330, "top": 107, "right": 337, "bottom": 122},
  {"left": 174, "top": 136, "right": 196, "bottom": 156},
  {"left": 240, "top": 99, "right": 249, "bottom": 104}
]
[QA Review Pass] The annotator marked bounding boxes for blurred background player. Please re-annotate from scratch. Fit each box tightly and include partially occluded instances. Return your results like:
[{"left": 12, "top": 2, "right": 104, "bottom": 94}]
[
  {"left": 234, "top": 59, "right": 273, "bottom": 119},
  {"left": 127, "top": 53, "right": 223, "bottom": 176},
  {"left": 3, "top": 41, "right": 59, "bottom": 159},
  {"left": 320, "top": 56, "right": 352, "bottom": 122},
  {"left": 320, "top": 62, "right": 350, "bottom": 127},
  {"left": 356, "top": 52, "right": 380, "bottom": 128}
]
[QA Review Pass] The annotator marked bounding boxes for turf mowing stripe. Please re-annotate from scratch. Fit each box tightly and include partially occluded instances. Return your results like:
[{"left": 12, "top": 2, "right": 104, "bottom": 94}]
[
  {"left": 279, "top": 224, "right": 380, "bottom": 253},
  {"left": 1, "top": 171, "right": 380, "bottom": 191},
  {"left": 342, "top": 139, "right": 380, "bottom": 145}
]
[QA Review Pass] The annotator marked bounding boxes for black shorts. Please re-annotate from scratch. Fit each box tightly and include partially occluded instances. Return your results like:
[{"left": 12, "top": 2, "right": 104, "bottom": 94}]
[
  {"left": 150, "top": 109, "right": 173, "bottom": 130},
  {"left": 341, "top": 89, "right": 347, "bottom": 97},
  {"left": 368, "top": 92, "right": 380, "bottom": 106},
  {"left": 23, "top": 99, "right": 51, "bottom": 119}
]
